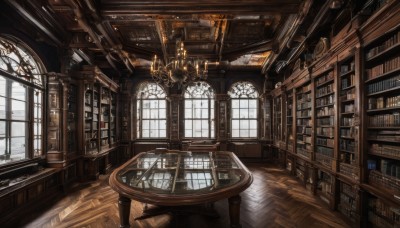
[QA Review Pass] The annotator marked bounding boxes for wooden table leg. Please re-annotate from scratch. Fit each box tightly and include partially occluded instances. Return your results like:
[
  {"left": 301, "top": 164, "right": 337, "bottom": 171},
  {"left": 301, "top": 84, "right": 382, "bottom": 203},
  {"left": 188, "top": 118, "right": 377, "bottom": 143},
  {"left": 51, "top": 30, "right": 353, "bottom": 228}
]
[
  {"left": 118, "top": 195, "right": 131, "bottom": 228},
  {"left": 228, "top": 195, "right": 241, "bottom": 228}
]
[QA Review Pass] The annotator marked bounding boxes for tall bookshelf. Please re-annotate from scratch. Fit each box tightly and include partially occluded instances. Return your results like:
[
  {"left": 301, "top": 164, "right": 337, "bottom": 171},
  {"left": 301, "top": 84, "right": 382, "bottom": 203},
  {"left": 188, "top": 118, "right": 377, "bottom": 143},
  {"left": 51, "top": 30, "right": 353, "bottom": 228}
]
[
  {"left": 286, "top": 90, "right": 294, "bottom": 152},
  {"left": 295, "top": 82, "right": 313, "bottom": 159},
  {"left": 337, "top": 180, "right": 359, "bottom": 223},
  {"left": 67, "top": 84, "right": 78, "bottom": 155},
  {"left": 364, "top": 27, "right": 400, "bottom": 199},
  {"left": 273, "top": 95, "right": 283, "bottom": 148},
  {"left": 338, "top": 56, "right": 359, "bottom": 180},
  {"left": 314, "top": 69, "right": 335, "bottom": 170}
]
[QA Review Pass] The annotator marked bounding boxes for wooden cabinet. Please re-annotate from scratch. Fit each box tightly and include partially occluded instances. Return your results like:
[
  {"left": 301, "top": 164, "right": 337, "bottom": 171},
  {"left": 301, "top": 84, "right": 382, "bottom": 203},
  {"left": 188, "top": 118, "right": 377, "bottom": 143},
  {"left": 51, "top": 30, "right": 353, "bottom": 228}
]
[
  {"left": 78, "top": 66, "right": 119, "bottom": 180},
  {"left": 295, "top": 81, "right": 313, "bottom": 159}
]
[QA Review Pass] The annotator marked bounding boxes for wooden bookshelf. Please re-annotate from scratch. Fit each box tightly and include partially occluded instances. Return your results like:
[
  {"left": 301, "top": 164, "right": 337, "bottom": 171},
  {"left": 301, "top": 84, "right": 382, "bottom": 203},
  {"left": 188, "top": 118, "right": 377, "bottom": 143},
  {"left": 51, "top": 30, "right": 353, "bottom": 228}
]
[
  {"left": 338, "top": 56, "right": 359, "bottom": 180},
  {"left": 314, "top": 69, "right": 335, "bottom": 170},
  {"left": 295, "top": 82, "right": 313, "bottom": 159},
  {"left": 286, "top": 90, "right": 294, "bottom": 153}
]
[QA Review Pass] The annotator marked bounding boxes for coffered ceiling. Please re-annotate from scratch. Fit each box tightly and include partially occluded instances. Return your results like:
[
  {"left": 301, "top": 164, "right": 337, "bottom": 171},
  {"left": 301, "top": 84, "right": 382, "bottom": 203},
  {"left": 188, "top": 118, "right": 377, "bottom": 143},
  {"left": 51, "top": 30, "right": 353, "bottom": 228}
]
[{"left": 2, "top": 0, "right": 314, "bottom": 76}]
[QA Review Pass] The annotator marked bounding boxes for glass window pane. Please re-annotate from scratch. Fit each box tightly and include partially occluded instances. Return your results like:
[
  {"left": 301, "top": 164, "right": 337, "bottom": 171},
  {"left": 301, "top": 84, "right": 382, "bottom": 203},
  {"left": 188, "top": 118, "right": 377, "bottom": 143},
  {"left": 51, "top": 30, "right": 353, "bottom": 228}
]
[
  {"left": 11, "top": 137, "right": 26, "bottom": 157},
  {"left": 0, "top": 76, "right": 5, "bottom": 96},
  {"left": 249, "top": 120, "right": 257, "bottom": 129},
  {"left": 159, "top": 120, "right": 166, "bottom": 130},
  {"left": 0, "top": 121, "right": 5, "bottom": 136},
  {"left": 150, "top": 100, "right": 158, "bottom": 108},
  {"left": 240, "top": 120, "right": 249, "bottom": 129},
  {"left": 143, "top": 120, "right": 149, "bottom": 129},
  {"left": 185, "top": 100, "right": 192, "bottom": 108},
  {"left": 240, "top": 99, "right": 248, "bottom": 108},
  {"left": 151, "top": 130, "right": 158, "bottom": 138},
  {"left": 185, "top": 130, "right": 192, "bottom": 138},
  {"left": 185, "top": 120, "right": 192, "bottom": 130},
  {"left": 12, "top": 82, "right": 26, "bottom": 101},
  {"left": 0, "top": 97, "right": 5, "bottom": 118},
  {"left": 159, "top": 109, "right": 166, "bottom": 119},
  {"left": 159, "top": 130, "right": 166, "bottom": 138},
  {"left": 232, "top": 99, "right": 239, "bottom": 108},
  {"left": 142, "top": 130, "right": 149, "bottom": 137},
  {"left": 150, "top": 109, "right": 158, "bottom": 118},
  {"left": 185, "top": 108, "right": 192, "bottom": 118},
  {"left": 202, "top": 130, "right": 208, "bottom": 137},
  {"left": 232, "top": 130, "right": 239, "bottom": 137},
  {"left": 240, "top": 109, "right": 248, "bottom": 118},
  {"left": 232, "top": 120, "right": 239, "bottom": 130},
  {"left": 142, "top": 100, "right": 150, "bottom": 109},
  {"left": 194, "top": 130, "right": 202, "bottom": 137},
  {"left": 142, "top": 109, "right": 150, "bottom": 118},
  {"left": 194, "top": 108, "right": 201, "bottom": 118},
  {"left": 12, "top": 122, "right": 26, "bottom": 137},
  {"left": 249, "top": 130, "right": 257, "bottom": 137},
  {"left": 240, "top": 130, "right": 249, "bottom": 137},
  {"left": 194, "top": 120, "right": 202, "bottom": 130},
  {"left": 249, "top": 100, "right": 257, "bottom": 108},
  {"left": 159, "top": 100, "right": 166, "bottom": 108},
  {"left": 0, "top": 138, "right": 5, "bottom": 155},
  {"left": 150, "top": 120, "right": 158, "bottom": 130},
  {"left": 249, "top": 108, "right": 257, "bottom": 118},
  {"left": 11, "top": 100, "right": 26, "bottom": 120},
  {"left": 201, "top": 109, "right": 208, "bottom": 118}
]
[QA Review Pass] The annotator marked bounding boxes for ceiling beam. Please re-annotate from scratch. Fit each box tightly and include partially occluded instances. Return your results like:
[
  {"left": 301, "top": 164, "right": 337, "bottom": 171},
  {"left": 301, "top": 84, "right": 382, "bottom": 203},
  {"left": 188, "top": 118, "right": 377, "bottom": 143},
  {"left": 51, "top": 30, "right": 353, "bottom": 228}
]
[
  {"left": 155, "top": 20, "right": 169, "bottom": 64},
  {"left": 218, "top": 19, "right": 228, "bottom": 62}
]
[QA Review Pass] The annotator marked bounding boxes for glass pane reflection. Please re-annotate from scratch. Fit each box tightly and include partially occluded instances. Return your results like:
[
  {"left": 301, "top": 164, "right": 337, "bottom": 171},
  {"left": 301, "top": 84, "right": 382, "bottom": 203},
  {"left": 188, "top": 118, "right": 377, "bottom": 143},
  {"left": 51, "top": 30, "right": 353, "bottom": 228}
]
[{"left": 117, "top": 151, "right": 244, "bottom": 194}]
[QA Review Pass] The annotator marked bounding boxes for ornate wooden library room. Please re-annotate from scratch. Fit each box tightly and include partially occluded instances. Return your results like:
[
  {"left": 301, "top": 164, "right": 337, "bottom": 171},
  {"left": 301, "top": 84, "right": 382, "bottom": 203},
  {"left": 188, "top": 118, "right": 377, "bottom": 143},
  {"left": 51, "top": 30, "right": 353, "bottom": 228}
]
[{"left": 0, "top": 0, "right": 399, "bottom": 227}]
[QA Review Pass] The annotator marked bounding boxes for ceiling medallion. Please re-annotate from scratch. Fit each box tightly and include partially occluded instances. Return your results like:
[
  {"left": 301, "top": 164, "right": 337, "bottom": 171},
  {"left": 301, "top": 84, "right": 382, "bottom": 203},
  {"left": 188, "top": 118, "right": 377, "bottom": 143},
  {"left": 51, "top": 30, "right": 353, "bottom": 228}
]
[{"left": 150, "top": 39, "right": 208, "bottom": 88}]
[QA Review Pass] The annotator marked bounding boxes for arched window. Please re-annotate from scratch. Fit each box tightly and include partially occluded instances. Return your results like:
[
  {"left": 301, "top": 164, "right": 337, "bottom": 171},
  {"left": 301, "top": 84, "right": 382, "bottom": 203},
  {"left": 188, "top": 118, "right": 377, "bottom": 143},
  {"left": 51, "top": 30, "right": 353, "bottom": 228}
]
[
  {"left": 0, "top": 36, "right": 46, "bottom": 164},
  {"left": 184, "top": 82, "right": 214, "bottom": 138},
  {"left": 228, "top": 81, "right": 258, "bottom": 138},
  {"left": 136, "top": 82, "right": 167, "bottom": 138}
]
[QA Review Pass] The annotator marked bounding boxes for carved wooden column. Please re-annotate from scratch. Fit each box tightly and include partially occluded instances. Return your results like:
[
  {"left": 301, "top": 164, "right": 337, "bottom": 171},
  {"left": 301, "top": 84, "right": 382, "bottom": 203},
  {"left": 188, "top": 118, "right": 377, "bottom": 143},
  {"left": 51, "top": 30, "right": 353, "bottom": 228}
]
[
  {"left": 168, "top": 94, "right": 181, "bottom": 149},
  {"left": 216, "top": 94, "right": 230, "bottom": 149}
]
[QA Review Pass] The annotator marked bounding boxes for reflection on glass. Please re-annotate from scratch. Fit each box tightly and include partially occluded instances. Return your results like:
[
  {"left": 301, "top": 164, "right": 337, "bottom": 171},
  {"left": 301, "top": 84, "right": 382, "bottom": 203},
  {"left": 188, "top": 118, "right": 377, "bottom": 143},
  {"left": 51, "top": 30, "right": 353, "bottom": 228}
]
[
  {"left": 11, "top": 100, "right": 26, "bottom": 120},
  {"left": 117, "top": 151, "right": 244, "bottom": 194}
]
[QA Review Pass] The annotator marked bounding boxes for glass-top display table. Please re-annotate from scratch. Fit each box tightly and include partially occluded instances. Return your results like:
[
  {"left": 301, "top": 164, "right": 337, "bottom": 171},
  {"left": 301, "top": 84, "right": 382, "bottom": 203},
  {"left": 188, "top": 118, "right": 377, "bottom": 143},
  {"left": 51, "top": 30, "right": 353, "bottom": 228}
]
[{"left": 109, "top": 148, "right": 253, "bottom": 228}]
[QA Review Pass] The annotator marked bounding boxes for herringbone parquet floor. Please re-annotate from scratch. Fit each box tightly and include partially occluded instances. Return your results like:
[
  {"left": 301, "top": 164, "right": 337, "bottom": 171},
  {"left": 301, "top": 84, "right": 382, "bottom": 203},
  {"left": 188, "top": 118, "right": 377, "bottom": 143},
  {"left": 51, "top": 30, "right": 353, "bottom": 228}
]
[{"left": 15, "top": 163, "right": 351, "bottom": 228}]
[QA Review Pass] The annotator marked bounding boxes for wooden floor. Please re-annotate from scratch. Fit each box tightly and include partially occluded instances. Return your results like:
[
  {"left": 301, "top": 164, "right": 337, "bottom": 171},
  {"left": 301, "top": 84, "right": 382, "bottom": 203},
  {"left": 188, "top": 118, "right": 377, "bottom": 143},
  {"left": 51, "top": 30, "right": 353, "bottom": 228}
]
[{"left": 15, "top": 163, "right": 351, "bottom": 228}]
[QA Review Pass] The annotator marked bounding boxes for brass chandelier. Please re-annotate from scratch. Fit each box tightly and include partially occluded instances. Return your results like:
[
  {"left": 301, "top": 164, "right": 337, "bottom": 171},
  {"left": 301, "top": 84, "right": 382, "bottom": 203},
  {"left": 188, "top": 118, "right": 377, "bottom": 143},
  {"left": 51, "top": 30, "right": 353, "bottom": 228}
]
[{"left": 150, "top": 39, "right": 208, "bottom": 87}]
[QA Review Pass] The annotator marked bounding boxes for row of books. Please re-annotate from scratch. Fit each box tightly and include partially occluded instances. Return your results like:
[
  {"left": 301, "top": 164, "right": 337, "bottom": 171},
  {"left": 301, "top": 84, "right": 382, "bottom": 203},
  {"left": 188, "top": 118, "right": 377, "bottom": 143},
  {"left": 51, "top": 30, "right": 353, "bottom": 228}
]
[
  {"left": 341, "top": 129, "right": 354, "bottom": 138},
  {"left": 339, "top": 163, "right": 359, "bottom": 175},
  {"left": 296, "top": 144, "right": 312, "bottom": 155},
  {"left": 316, "top": 71, "right": 334, "bottom": 86},
  {"left": 297, "top": 119, "right": 312, "bottom": 126},
  {"left": 368, "top": 211, "right": 397, "bottom": 228},
  {"left": 370, "top": 143, "right": 400, "bottom": 158},
  {"left": 340, "top": 139, "right": 355, "bottom": 152},
  {"left": 316, "top": 146, "right": 334, "bottom": 157},
  {"left": 316, "top": 138, "right": 334, "bottom": 147},
  {"left": 316, "top": 94, "right": 334, "bottom": 107},
  {"left": 317, "top": 127, "right": 334, "bottom": 137},
  {"left": 340, "top": 61, "right": 355, "bottom": 75},
  {"left": 297, "top": 102, "right": 311, "bottom": 110},
  {"left": 369, "top": 170, "right": 400, "bottom": 194},
  {"left": 338, "top": 204, "right": 356, "bottom": 222},
  {"left": 317, "top": 106, "right": 334, "bottom": 117},
  {"left": 340, "top": 192, "right": 356, "bottom": 211},
  {"left": 368, "top": 95, "right": 400, "bottom": 110},
  {"left": 365, "top": 56, "right": 400, "bottom": 80},
  {"left": 368, "top": 198, "right": 400, "bottom": 225},
  {"left": 366, "top": 75, "right": 400, "bottom": 94},
  {"left": 381, "top": 159, "right": 400, "bottom": 179},
  {"left": 368, "top": 129, "right": 400, "bottom": 141},
  {"left": 343, "top": 103, "right": 354, "bottom": 113},
  {"left": 297, "top": 93, "right": 312, "bottom": 103},
  {"left": 297, "top": 84, "right": 312, "bottom": 93},
  {"left": 341, "top": 74, "right": 355, "bottom": 89},
  {"left": 297, "top": 110, "right": 312, "bottom": 118},
  {"left": 315, "top": 154, "right": 333, "bottom": 168},
  {"left": 316, "top": 84, "right": 334, "bottom": 98},
  {"left": 340, "top": 182, "right": 357, "bottom": 198},
  {"left": 366, "top": 30, "right": 400, "bottom": 60},
  {"left": 317, "top": 116, "right": 334, "bottom": 125},
  {"left": 100, "top": 130, "right": 109, "bottom": 138},
  {"left": 368, "top": 113, "right": 400, "bottom": 127},
  {"left": 101, "top": 138, "right": 109, "bottom": 146},
  {"left": 86, "top": 141, "right": 98, "bottom": 150},
  {"left": 341, "top": 88, "right": 355, "bottom": 100},
  {"left": 297, "top": 126, "right": 312, "bottom": 135},
  {"left": 342, "top": 117, "right": 354, "bottom": 126},
  {"left": 340, "top": 152, "right": 356, "bottom": 164}
]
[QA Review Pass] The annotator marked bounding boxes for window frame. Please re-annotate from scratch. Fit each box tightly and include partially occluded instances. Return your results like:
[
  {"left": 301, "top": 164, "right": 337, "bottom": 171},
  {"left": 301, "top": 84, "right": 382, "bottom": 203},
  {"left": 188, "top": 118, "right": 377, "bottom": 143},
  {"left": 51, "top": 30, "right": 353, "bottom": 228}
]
[
  {"left": 183, "top": 82, "right": 215, "bottom": 139},
  {"left": 0, "top": 36, "right": 46, "bottom": 166},
  {"left": 136, "top": 82, "right": 167, "bottom": 139},
  {"left": 228, "top": 81, "right": 259, "bottom": 139}
]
